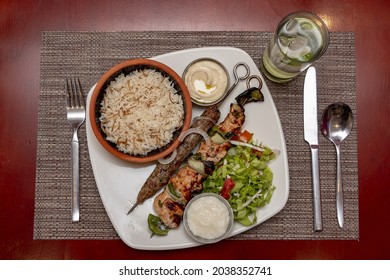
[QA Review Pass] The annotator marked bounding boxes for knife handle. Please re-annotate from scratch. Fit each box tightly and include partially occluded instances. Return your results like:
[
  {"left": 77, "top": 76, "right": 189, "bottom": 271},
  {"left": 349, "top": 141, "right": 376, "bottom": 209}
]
[{"left": 310, "top": 145, "right": 323, "bottom": 231}]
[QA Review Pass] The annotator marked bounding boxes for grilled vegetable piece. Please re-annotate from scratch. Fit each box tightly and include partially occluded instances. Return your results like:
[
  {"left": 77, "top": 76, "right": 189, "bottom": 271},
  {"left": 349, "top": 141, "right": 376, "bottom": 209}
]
[
  {"left": 147, "top": 214, "right": 170, "bottom": 236},
  {"left": 235, "top": 87, "right": 264, "bottom": 107},
  {"left": 187, "top": 155, "right": 215, "bottom": 176},
  {"left": 210, "top": 132, "right": 229, "bottom": 144}
]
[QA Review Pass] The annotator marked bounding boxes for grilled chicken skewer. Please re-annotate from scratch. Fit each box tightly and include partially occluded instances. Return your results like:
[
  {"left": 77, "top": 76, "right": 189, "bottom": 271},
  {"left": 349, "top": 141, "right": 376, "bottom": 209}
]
[
  {"left": 150, "top": 88, "right": 264, "bottom": 232},
  {"left": 153, "top": 103, "right": 245, "bottom": 229},
  {"left": 127, "top": 105, "right": 220, "bottom": 214}
]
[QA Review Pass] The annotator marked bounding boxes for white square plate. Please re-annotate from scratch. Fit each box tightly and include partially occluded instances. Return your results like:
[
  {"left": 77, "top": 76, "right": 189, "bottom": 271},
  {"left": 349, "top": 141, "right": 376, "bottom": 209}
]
[{"left": 86, "top": 47, "right": 289, "bottom": 250}]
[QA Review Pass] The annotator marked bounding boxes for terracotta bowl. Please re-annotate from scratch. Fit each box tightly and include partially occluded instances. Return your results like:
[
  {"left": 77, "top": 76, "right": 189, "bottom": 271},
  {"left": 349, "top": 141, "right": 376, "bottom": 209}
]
[{"left": 89, "top": 58, "right": 192, "bottom": 163}]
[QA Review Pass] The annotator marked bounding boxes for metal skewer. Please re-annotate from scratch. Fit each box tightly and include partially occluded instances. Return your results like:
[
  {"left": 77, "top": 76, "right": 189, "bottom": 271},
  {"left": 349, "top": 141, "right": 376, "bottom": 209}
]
[{"left": 127, "top": 201, "right": 139, "bottom": 215}]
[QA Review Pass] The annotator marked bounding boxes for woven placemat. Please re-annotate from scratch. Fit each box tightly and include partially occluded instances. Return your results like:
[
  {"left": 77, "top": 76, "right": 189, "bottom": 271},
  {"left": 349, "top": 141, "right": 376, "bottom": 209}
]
[{"left": 34, "top": 31, "right": 358, "bottom": 241}]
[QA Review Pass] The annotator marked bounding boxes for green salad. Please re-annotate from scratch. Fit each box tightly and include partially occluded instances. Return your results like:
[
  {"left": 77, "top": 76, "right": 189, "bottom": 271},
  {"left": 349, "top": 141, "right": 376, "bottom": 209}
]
[{"left": 202, "top": 139, "right": 278, "bottom": 226}]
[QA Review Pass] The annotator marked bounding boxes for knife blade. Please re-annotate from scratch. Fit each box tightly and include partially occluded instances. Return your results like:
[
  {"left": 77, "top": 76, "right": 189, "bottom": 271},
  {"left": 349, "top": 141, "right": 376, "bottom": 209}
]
[{"left": 304, "top": 66, "right": 323, "bottom": 232}]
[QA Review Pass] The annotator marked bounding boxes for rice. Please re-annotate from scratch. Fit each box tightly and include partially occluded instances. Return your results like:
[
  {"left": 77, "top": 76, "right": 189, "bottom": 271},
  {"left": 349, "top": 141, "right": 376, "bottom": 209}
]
[{"left": 99, "top": 69, "right": 184, "bottom": 156}]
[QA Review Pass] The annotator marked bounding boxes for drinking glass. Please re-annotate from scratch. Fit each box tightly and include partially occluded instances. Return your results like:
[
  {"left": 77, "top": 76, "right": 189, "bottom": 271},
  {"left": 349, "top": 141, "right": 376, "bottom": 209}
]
[{"left": 260, "top": 11, "right": 330, "bottom": 83}]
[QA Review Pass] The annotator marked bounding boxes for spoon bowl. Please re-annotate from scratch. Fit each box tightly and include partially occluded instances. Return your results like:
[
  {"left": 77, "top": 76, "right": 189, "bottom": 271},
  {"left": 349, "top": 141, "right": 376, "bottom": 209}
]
[{"left": 321, "top": 102, "right": 354, "bottom": 228}]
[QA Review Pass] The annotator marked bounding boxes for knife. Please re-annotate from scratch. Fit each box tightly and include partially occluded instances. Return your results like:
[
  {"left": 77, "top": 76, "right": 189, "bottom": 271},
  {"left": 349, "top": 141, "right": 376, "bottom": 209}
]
[{"left": 304, "top": 66, "right": 323, "bottom": 232}]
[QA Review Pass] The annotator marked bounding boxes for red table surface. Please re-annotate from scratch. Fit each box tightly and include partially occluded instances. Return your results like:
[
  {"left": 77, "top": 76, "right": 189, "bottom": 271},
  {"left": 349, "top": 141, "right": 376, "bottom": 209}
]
[{"left": 0, "top": 0, "right": 389, "bottom": 260}]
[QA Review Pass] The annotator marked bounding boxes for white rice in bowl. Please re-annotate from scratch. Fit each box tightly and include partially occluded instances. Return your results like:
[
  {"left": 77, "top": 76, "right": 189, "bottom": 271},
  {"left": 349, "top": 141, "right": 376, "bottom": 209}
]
[{"left": 99, "top": 69, "right": 185, "bottom": 156}]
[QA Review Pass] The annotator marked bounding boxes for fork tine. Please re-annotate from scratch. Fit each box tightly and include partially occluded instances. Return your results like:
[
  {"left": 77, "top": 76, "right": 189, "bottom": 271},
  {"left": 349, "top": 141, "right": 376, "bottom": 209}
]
[
  {"left": 67, "top": 78, "right": 77, "bottom": 108},
  {"left": 65, "top": 78, "right": 72, "bottom": 108},
  {"left": 75, "top": 78, "right": 85, "bottom": 108},
  {"left": 70, "top": 78, "right": 79, "bottom": 108}
]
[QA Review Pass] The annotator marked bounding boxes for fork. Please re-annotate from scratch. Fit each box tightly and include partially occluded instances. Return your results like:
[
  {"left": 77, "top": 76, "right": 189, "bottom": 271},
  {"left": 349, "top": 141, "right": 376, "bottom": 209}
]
[{"left": 66, "top": 77, "right": 86, "bottom": 222}]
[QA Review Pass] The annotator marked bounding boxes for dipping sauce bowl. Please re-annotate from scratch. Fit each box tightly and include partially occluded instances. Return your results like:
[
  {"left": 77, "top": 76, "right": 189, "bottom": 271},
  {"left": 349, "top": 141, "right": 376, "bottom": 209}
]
[
  {"left": 183, "top": 193, "right": 234, "bottom": 244},
  {"left": 182, "top": 58, "right": 230, "bottom": 106}
]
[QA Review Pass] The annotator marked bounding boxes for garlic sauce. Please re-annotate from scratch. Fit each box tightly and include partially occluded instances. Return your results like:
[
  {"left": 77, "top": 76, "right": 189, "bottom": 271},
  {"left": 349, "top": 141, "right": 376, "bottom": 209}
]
[{"left": 186, "top": 195, "right": 231, "bottom": 240}]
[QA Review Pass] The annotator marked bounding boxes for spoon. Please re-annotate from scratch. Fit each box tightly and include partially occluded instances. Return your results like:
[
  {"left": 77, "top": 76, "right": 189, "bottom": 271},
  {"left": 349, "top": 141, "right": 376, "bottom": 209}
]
[{"left": 321, "top": 102, "right": 354, "bottom": 228}]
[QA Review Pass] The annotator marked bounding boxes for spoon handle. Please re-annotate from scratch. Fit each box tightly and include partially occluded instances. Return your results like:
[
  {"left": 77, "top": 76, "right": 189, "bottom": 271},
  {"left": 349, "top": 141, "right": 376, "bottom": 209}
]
[
  {"left": 310, "top": 145, "right": 323, "bottom": 231},
  {"left": 335, "top": 144, "right": 344, "bottom": 228}
]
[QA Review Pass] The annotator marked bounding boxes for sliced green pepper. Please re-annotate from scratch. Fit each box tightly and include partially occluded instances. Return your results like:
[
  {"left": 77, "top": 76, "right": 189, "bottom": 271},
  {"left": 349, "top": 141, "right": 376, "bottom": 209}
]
[
  {"left": 167, "top": 183, "right": 180, "bottom": 199},
  {"left": 147, "top": 213, "right": 169, "bottom": 237}
]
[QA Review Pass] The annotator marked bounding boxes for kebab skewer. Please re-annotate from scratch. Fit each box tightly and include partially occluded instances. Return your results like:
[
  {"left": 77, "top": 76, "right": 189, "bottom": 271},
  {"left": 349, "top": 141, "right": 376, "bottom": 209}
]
[
  {"left": 126, "top": 105, "right": 221, "bottom": 214},
  {"left": 148, "top": 88, "right": 264, "bottom": 235}
]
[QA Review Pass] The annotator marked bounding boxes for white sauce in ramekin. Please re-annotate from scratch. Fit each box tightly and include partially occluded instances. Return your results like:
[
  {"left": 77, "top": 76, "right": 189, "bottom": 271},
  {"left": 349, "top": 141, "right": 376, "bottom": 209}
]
[
  {"left": 183, "top": 59, "right": 228, "bottom": 105},
  {"left": 186, "top": 195, "right": 231, "bottom": 240}
]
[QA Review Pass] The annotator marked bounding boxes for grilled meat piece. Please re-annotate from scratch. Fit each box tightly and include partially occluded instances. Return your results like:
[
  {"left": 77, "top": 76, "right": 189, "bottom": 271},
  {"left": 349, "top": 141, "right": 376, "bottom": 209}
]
[
  {"left": 197, "top": 141, "right": 231, "bottom": 164},
  {"left": 197, "top": 104, "right": 245, "bottom": 164},
  {"left": 168, "top": 166, "right": 204, "bottom": 205},
  {"left": 153, "top": 190, "right": 184, "bottom": 229},
  {"left": 218, "top": 103, "right": 245, "bottom": 135}
]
